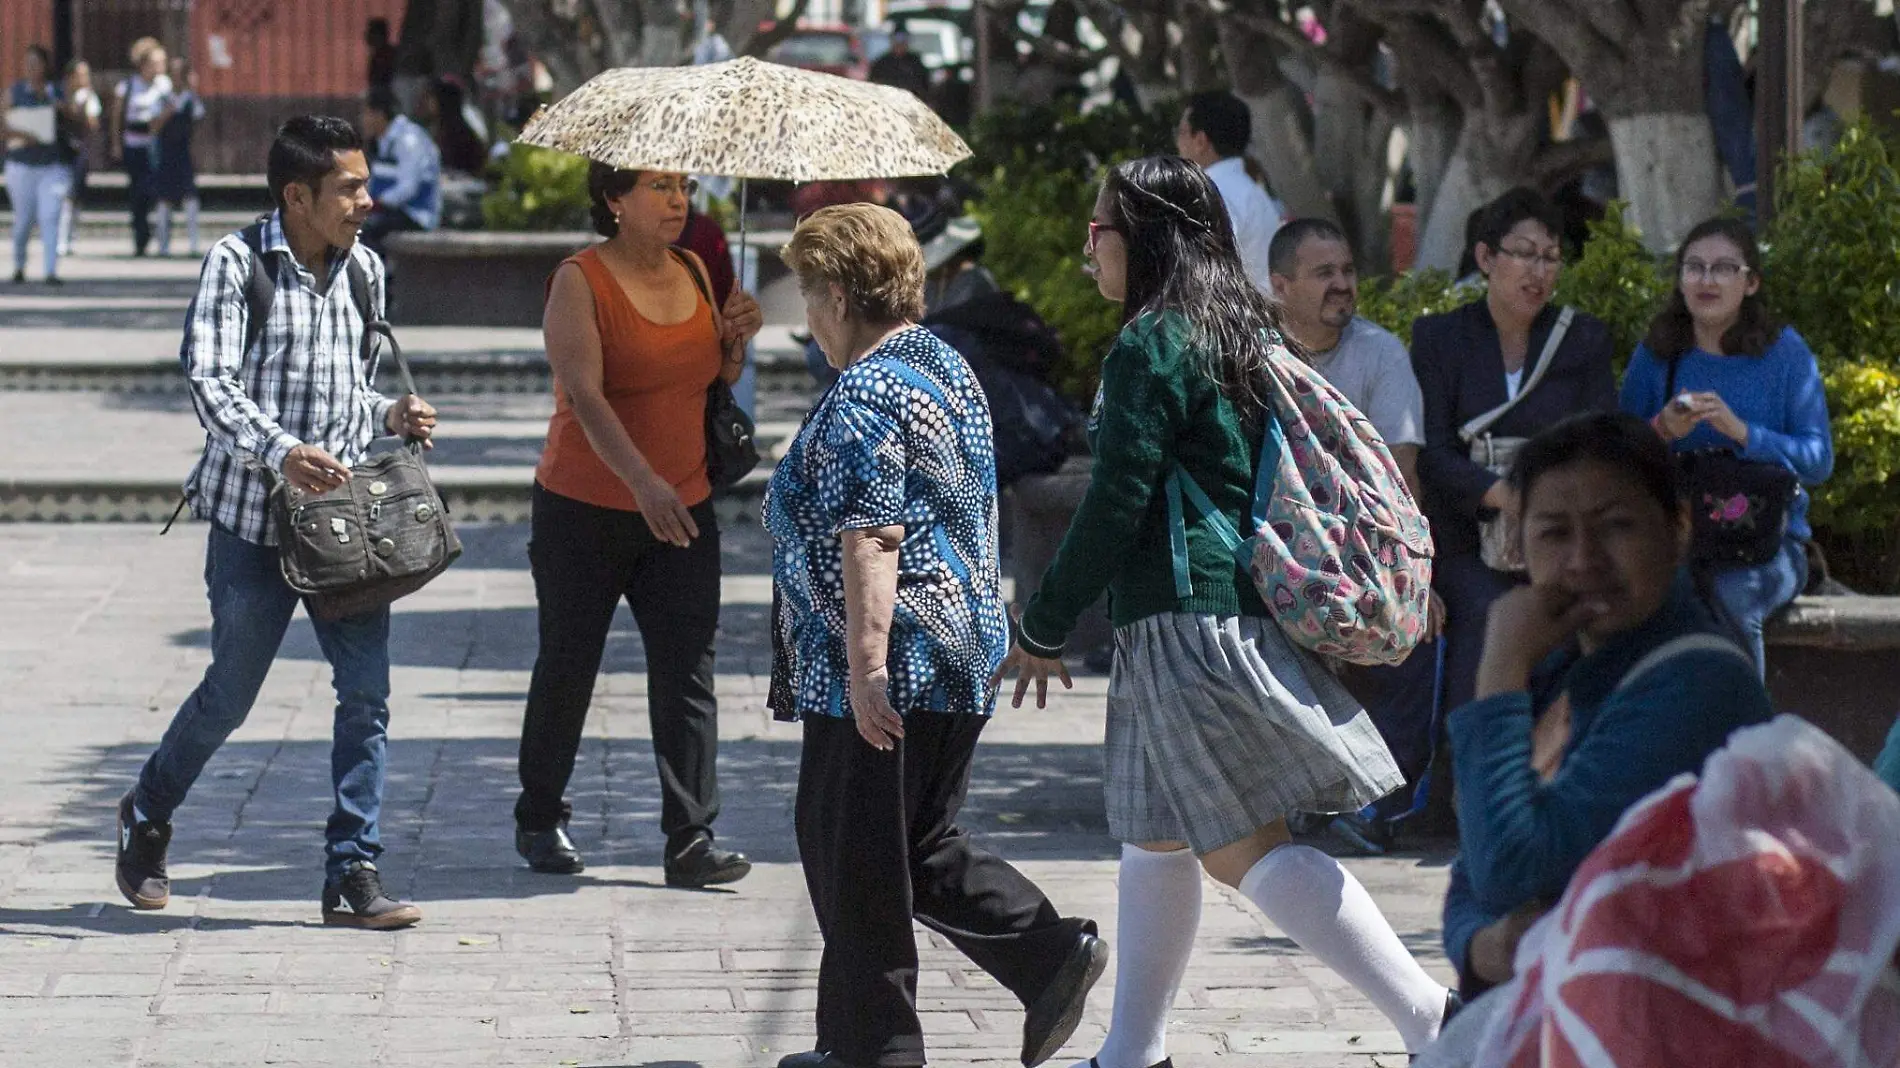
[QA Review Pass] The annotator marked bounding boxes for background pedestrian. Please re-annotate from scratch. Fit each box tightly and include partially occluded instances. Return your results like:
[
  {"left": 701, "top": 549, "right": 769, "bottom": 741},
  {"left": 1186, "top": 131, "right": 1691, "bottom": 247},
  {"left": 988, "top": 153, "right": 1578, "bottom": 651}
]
[
  {"left": 111, "top": 37, "right": 171, "bottom": 258},
  {"left": 4, "top": 44, "right": 72, "bottom": 283},
  {"left": 152, "top": 55, "right": 204, "bottom": 257},
  {"left": 57, "top": 59, "right": 100, "bottom": 257}
]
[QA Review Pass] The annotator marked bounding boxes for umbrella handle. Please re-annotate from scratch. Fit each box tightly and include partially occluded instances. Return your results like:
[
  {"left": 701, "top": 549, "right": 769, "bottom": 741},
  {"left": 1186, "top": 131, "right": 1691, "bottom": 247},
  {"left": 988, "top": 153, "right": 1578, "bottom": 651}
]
[{"left": 737, "top": 176, "right": 750, "bottom": 274}]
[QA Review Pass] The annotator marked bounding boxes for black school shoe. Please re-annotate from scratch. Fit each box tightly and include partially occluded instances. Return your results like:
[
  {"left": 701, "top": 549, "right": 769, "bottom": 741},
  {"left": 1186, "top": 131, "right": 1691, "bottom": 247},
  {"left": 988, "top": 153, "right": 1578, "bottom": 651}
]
[
  {"left": 776, "top": 1053, "right": 872, "bottom": 1068},
  {"left": 1021, "top": 928, "right": 1109, "bottom": 1066},
  {"left": 516, "top": 822, "right": 585, "bottom": 874},
  {"left": 115, "top": 791, "right": 172, "bottom": 910},
  {"left": 663, "top": 833, "right": 751, "bottom": 888},
  {"left": 1088, "top": 1060, "right": 1173, "bottom": 1068},
  {"left": 321, "top": 863, "right": 422, "bottom": 929}
]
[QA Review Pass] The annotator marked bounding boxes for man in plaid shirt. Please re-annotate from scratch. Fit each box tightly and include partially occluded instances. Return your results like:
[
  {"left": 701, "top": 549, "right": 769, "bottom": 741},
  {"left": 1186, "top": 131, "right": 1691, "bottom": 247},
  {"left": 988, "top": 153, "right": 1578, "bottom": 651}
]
[{"left": 115, "top": 115, "right": 438, "bottom": 930}]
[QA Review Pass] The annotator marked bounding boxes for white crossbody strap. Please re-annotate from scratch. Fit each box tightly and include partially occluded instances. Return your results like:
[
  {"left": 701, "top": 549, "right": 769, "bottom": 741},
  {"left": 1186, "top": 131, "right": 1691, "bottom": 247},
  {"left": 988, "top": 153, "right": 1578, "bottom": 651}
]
[{"left": 1460, "top": 305, "right": 1576, "bottom": 444}]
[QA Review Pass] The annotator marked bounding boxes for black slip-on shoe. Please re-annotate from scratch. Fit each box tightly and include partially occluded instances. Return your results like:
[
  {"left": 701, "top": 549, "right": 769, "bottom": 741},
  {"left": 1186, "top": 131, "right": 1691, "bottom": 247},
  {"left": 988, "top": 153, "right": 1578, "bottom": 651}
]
[
  {"left": 1089, "top": 1060, "right": 1174, "bottom": 1068},
  {"left": 1410, "top": 988, "right": 1465, "bottom": 1064},
  {"left": 321, "top": 863, "right": 422, "bottom": 929},
  {"left": 664, "top": 834, "right": 751, "bottom": 889},
  {"left": 516, "top": 823, "right": 585, "bottom": 874},
  {"left": 115, "top": 791, "right": 171, "bottom": 910},
  {"left": 776, "top": 1052, "right": 873, "bottom": 1068},
  {"left": 1022, "top": 929, "right": 1109, "bottom": 1066}
]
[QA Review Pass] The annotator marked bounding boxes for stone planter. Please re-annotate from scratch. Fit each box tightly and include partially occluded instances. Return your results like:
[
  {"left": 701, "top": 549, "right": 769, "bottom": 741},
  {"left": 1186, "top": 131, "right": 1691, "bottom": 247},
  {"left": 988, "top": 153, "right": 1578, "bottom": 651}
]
[
  {"left": 1765, "top": 595, "right": 1900, "bottom": 765},
  {"left": 386, "top": 230, "right": 595, "bottom": 328},
  {"left": 1002, "top": 458, "right": 1113, "bottom": 659}
]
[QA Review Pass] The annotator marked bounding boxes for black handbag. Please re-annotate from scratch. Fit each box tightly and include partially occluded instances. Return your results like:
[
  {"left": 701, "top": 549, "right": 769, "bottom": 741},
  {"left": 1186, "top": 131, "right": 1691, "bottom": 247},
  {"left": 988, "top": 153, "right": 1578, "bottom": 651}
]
[
  {"left": 670, "top": 248, "right": 760, "bottom": 489},
  {"left": 268, "top": 322, "right": 463, "bottom": 620},
  {"left": 1666, "top": 358, "right": 1798, "bottom": 568}
]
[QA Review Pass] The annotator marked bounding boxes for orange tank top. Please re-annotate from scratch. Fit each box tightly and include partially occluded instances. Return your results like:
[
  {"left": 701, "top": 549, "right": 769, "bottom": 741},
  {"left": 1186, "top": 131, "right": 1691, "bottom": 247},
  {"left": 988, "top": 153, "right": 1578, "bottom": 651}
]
[{"left": 536, "top": 248, "right": 723, "bottom": 512}]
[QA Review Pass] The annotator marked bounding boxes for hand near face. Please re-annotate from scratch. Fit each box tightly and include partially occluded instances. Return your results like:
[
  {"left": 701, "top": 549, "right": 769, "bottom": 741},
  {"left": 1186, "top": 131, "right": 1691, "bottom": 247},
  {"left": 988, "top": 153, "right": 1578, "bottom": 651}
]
[{"left": 1475, "top": 584, "right": 1601, "bottom": 698}]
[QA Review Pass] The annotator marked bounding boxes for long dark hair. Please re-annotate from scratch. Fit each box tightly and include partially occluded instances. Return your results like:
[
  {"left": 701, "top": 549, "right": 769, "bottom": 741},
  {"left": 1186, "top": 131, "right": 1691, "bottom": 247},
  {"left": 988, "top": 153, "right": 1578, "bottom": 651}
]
[
  {"left": 1642, "top": 216, "right": 1781, "bottom": 360},
  {"left": 1102, "top": 155, "right": 1286, "bottom": 427},
  {"left": 587, "top": 161, "right": 643, "bottom": 238}
]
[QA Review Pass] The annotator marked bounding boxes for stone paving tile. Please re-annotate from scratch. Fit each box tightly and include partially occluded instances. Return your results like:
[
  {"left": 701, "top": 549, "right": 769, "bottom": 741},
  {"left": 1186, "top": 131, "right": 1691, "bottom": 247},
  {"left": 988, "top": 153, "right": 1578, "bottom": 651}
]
[{"left": 0, "top": 523, "right": 1456, "bottom": 1066}]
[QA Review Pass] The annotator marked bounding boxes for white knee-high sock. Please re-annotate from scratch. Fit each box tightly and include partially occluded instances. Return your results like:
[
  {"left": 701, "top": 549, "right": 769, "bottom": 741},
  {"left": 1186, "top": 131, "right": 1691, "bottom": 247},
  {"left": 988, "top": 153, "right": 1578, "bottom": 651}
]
[
  {"left": 156, "top": 201, "right": 172, "bottom": 256},
  {"left": 185, "top": 195, "right": 200, "bottom": 254},
  {"left": 1238, "top": 844, "right": 1446, "bottom": 1052},
  {"left": 1081, "top": 844, "right": 1203, "bottom": 1068}
]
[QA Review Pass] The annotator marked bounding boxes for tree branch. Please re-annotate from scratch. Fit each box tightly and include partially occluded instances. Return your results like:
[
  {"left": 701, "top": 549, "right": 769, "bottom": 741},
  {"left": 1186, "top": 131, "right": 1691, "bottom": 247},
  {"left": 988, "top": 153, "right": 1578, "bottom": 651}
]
[
  {"left": 1530, "top": 132, "right": 1613, "bottom": 188},
  {"left": 1495, "top": 0, "right": 1623, "bottom": 82},
  {"left": 1193, "top": 0, "right": 1404, "bottom": 115}
]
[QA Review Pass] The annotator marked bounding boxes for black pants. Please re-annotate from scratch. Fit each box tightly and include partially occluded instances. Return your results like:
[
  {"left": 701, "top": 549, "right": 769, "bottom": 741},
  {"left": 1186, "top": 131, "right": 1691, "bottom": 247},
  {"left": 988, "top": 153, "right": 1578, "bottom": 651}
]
[
  {"left": 796, "top": 711, "right": 1090, "bottom": 1067},
  {"left": 516, "top": 484, "right": 722, "bottom": 851},
  {"left": 124, "top": 146, "right": 156, "bottom": 255}
]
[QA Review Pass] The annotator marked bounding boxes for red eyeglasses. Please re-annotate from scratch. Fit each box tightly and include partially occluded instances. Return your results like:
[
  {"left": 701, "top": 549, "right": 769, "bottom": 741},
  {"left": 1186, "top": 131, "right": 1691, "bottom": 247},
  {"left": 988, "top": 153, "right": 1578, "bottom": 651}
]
[{"left": 1086, "top": 220, "right": 1121, "bottom": 252}]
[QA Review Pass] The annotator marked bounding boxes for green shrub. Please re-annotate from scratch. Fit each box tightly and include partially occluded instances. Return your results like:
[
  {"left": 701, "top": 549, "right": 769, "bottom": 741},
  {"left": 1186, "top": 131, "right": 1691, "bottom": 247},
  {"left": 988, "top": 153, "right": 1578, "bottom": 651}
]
[
  {"left": 1762, "top": 123, "right": 1900, "bottom": 588},
  {"left": 960, "top": 101, "right": 1174, "bottom": 403},
  {"left": 482, "top": 143, "right": 591, "bottom": 232},
  {"left": 1553, "top": 201, "right": 1671, "bottom": 371},
  {"left": 1354, "top": 268, "right": 1478, "bottom": 344}
]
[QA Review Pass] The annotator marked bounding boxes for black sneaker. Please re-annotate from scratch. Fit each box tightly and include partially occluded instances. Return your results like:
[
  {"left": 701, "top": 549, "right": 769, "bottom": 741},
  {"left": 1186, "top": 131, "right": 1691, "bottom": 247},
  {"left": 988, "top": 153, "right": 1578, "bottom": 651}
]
[
  {"left": 115, "top": 791, "right": 171, "bottom": 910},
  {"left": 663, "top": 834, "right": 751, "bottom": 888},
  {"left": 516, "top": 822, "right": 585, "bottom": 874},
  {"left": 321, "top": 863, "right": 422, "bottom": 929},
  {"left": 8, "top": 269, "right": 22, "bottom": 284}
]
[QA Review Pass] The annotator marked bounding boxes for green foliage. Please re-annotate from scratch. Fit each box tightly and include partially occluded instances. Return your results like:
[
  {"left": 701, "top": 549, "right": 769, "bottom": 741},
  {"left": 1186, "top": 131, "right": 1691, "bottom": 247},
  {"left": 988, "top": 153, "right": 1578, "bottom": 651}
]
[
  {"left": 1760, "top": 123, "right": 1900, "bottom": 587},
  {"left": 1354, "top": 269, "right": 1479, "bottom": 344},
  {"left": 482, "top": 143, "right": 591, "bottom": 232},
  {"left": 960, "top": 101, "right": 1175, "bottom": 403},
  {"left": 1553, "top": 201, "right": 1671, "bottom": 373}
]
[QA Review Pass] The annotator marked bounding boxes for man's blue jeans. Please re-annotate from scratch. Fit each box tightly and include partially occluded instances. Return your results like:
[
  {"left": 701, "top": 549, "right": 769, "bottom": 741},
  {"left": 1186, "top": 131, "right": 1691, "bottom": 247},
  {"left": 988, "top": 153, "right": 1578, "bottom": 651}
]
[{"left": 135, "top": 525, "right": 392, "bottom": 884}]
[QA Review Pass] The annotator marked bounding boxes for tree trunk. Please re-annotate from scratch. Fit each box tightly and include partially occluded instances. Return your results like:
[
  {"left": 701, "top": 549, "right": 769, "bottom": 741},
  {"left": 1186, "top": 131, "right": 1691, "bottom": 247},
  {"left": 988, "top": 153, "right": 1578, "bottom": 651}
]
[
  {"left": 1403, "top": 92, "right": 1460, "bottom": 249},
  {"left": 1608, "top": 112, "right": 1726, "bottom": 251},
  {"left": 1414, "top": 144, "right": 1492, "bottom": 271},
  {"left": 1215, "top": 17, "right": 1330, "bottom": 221},
  {"left": 1178, "top": 9, "right": 1223, "bottom": 93}
]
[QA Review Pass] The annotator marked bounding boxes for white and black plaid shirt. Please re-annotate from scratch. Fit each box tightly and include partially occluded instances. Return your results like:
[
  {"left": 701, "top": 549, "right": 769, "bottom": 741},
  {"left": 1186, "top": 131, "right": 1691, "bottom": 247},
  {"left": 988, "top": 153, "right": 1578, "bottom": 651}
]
[{"left": 180, "top": 212, "right": 395, "bottom": 545}]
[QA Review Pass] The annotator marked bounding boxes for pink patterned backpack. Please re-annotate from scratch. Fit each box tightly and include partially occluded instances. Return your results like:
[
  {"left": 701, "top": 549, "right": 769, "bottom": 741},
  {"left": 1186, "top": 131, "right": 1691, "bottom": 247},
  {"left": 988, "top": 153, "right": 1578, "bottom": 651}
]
[{"left": 1166, "top": 333, "right": 1435, "bottom": 666}]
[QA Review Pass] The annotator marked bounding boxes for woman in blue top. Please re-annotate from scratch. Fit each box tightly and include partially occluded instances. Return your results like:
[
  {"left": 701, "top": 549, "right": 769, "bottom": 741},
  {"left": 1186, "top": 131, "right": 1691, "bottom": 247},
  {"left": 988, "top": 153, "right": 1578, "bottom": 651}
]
[
  {"left": 1441, "top": 412, "right": 1773, "bottom": 999},
  {"left": 1619, "top": 217, "right": 1833, "bottom": 674},
  {"left": 4, "top": 44, "right": 74, "bottom": 283},
  {"left": 766, "top": 203, "right": 1103, "bottom": 1068}
]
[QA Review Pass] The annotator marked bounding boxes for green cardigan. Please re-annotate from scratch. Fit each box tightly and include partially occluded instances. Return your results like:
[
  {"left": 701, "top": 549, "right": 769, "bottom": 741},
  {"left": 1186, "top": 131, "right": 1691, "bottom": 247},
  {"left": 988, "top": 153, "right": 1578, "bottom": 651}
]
[{"left": 1017, "top": 313, "right": 1268, "bottom": 656}]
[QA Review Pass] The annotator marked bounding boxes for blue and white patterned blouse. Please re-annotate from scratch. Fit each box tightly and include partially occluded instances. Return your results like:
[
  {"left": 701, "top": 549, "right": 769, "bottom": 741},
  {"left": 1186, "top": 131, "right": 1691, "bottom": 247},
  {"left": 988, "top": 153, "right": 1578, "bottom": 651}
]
[{"left": 764, "top": 326, "right": 1009, "bottom": 721}]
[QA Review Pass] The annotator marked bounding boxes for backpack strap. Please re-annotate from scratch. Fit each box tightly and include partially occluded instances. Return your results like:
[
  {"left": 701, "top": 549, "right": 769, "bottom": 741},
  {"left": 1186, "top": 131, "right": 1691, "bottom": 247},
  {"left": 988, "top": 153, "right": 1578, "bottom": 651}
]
[
  {"left": 238, "top": 216, "right": 275, "bottom": 358},
  {"left": 1166, "top": 407, "right": 1290, "bottom": 600}
]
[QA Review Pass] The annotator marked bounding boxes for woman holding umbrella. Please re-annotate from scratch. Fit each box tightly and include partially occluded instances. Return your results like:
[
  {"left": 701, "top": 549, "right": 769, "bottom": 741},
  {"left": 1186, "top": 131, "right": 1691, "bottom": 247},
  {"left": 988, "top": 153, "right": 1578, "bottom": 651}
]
[{"left": 513, "top": 162, "right": 762, "bottom": 888}]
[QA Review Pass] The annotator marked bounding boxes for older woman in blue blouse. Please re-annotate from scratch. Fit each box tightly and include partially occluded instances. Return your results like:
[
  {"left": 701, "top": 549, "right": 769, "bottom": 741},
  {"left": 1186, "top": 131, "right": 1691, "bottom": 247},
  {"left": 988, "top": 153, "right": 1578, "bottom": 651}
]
[
  {"left": 1619, "top": 217, "right": 1834, "bottom": 674},
  {"left": 765, "top": 204, "right": 1103, "bottom": 1068}
]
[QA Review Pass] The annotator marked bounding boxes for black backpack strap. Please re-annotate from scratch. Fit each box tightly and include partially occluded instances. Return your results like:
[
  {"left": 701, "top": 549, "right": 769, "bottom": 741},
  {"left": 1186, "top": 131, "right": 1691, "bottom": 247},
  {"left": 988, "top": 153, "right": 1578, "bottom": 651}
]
[{"left": 238, "top": 216, "right": 275, "bottom": 358}]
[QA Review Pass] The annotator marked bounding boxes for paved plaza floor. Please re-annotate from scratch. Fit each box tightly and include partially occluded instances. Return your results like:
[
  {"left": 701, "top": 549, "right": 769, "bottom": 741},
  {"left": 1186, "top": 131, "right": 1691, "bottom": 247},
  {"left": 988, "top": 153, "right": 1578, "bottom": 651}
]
[{"left": 0, "top": 237, "right": 1456, "bottom": 1068}]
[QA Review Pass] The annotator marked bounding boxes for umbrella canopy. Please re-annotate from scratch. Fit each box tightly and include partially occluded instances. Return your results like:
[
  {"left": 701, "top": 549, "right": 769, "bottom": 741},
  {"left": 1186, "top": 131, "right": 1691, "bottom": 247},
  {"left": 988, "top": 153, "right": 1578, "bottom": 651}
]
[{"left": 516, "top": 56, "right": 970, "bottom": 182}]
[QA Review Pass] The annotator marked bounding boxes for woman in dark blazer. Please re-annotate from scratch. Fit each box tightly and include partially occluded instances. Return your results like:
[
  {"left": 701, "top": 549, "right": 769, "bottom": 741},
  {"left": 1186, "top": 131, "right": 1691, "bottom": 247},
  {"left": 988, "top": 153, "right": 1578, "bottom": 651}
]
[{"left": 1411, "top": 187, "right": 1617, "bottom": 723}]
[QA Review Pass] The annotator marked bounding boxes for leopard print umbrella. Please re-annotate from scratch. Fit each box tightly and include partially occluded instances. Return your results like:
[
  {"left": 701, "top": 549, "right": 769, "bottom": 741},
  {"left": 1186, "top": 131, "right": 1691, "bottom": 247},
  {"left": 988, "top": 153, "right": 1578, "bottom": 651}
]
[{"left": 516, "top": 57, "right": 970, "bottom": 181}]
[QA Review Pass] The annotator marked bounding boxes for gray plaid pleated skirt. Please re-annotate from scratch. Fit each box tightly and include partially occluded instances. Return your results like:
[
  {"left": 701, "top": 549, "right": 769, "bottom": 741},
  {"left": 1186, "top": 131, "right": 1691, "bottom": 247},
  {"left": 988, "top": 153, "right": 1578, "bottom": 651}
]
[{"left": 1104, "top": 613, "right": 1404, "bottom": 852}]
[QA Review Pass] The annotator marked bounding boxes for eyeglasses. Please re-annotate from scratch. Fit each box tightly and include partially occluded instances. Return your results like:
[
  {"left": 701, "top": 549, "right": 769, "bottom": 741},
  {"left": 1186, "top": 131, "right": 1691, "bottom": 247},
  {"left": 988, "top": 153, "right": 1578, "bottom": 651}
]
[
  {"left": 1496, "top": 243, "right": 1563, "bottom": 270},
  {"left": 1086, "top": 220, "right": 1121, "bottom": 253},
  {"left": 642, "top": 177, "right": 700, "bottom": 199},
  {"left": 1681, "top": 259, "right": 1750, "bottom": 283}
]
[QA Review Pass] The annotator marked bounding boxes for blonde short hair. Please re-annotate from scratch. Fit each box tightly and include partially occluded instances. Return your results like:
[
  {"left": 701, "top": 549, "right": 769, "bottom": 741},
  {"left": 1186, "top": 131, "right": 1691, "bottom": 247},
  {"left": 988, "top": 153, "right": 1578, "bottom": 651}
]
[
  {"left": 129, "top": 37, "right": 163, "bottom": 66},
  {"left": 781, "top": 203, "right": 926, "bottom": 324}
]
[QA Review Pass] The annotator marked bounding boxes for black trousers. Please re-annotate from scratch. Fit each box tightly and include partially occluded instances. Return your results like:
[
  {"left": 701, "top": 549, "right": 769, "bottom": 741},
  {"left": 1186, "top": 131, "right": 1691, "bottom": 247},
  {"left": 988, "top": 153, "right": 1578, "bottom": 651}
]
[
  {"left": 359, "top": 206, "right": 422, "bottom": 260},
  {"left": 124, "top": 147, "right": 156, "bottom": 255},
  {"left": 796, "top": 711, "right": 1090, "bottom": 1068},
  {"left": 516, "top": 484, "right": 722, "bottom": 851}
]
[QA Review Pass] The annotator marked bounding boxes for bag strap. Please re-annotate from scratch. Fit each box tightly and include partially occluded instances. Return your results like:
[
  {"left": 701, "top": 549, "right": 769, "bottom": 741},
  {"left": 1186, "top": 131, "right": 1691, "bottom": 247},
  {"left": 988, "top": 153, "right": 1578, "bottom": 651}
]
[
  {"left": 1612, "top": 633, "right": 1751, "bottom": 697},
  {"left": 667, "top": 245, "right": 738, "bottom": 368},
  {"left": 1459, "top": 305, "right": 1576, "bottom": 443}
]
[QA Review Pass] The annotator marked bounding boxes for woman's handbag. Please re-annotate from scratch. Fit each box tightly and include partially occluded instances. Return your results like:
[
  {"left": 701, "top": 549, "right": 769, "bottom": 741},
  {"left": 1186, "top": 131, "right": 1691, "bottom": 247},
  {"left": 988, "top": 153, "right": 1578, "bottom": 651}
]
[
  {"left": 1165, "top": 331, "right": 1436, "bottom": 667},
  {"left": 670, "top": 248, "right": 761, "bottom": 489},
  {"left": 267, "top": 322, "right": 462, "bottom": 621},
  {"left": 1458, "top": 306, "right": 1574, "bottom": 573},
  {"left": 1664, "top": 359, "right": 1797, "bottom": 568}
]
